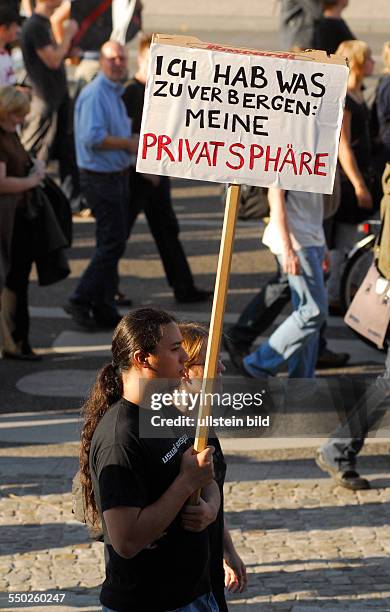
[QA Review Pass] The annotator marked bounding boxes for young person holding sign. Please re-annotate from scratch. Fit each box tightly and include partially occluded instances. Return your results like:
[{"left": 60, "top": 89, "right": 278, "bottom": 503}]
[{"left": 80, "top": 308, "right": 220, "bottom": 612}]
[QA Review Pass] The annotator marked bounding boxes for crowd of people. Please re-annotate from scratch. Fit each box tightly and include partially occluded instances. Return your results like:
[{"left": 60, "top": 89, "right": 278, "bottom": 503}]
[{"left": 0, "top": 0, "right": 389, "bottom": 610}]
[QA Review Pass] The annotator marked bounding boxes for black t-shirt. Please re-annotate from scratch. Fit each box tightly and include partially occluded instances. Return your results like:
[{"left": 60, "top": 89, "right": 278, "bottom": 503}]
[
  {"left": 313, "top": 17, "right": 355, "bottom": 55},
  {"left": 122, "top": 77, "right": 145, "bottom": 134},
  {"left": 21, "top": 13, "right": 67, "bottom": 109},
  {"left": 337, "top": 94, "right": 373, "bottom": 223},
  {"left": 344, "top": 94, "right": 371, "bottom": 175},
  {"left": 70, "top": 0, "right": 111, "bottom": 52},
  {"left": 90, "top": 399, "right": 211, "bottom": 612}
]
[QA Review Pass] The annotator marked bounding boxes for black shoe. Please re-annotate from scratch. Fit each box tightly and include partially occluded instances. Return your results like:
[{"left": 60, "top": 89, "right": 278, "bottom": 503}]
[
  {"left": 115, "top": 292, "right": 133, "bottom": 307},
  {"left": 64, "top": 301, "right": 96, "bottom": 331},
  {"left": 174, "top": 287, "right": 213, "bottom": 304},
  {"left": 222, "top": 336, "right": 250, "bottom": 370},
  {"left": 316, "top": 348, "right": 350, "bottom": 369},
  {"left": 316, "top": 451, "right": 370, "bottom": 490},
  {"left": 2, "top": 348, "right": 42, "bottom": 362}
]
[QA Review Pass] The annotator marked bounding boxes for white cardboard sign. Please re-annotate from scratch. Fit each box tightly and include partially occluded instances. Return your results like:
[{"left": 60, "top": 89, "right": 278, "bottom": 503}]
[{"left": 137, "top": 35, "right": 349, "bottom": 194}]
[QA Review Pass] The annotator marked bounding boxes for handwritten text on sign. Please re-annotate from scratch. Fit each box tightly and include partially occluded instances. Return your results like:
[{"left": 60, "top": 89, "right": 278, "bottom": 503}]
[{"left": 137, "top": 37, "right": 349, "bottom": 194}]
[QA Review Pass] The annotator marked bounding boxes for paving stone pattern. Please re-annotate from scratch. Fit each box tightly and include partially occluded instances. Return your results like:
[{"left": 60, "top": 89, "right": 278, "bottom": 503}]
[{"left": 0, "top": 443, "right": 390, "bottom": 611}]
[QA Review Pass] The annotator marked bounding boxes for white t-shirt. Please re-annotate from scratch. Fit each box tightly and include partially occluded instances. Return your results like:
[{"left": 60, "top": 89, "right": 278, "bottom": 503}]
[
  {"left": 0, "top": 50, "right": 15, "bottom": 86},
  {"left": 262, "top": 190, "right": 325, "bottom": 255}
]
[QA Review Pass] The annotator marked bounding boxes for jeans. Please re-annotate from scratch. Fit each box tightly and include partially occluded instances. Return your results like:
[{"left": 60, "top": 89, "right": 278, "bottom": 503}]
[
  {"left": 244, "top": 246, "right": 327, "bottom": 378},
  {"left": 320, "top": 344, "right": 390, "bottom": 471},
  {"left": 228, "top": 257, "right": 328, "bottom": 355},
  {"left": 71, "top": 171, "right": 129, "bottom": 318},
  {"left": 102, "top": 592, "right": 219, "bottom": 612}
]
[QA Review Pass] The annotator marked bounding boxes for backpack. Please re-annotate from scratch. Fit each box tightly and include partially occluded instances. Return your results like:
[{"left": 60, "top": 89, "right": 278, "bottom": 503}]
[
  {"left": 222, "top": 185, "right": 269, "bottom": 220},
  {"left": 72, "top": 471, "right": 104, "bottom": 541}
]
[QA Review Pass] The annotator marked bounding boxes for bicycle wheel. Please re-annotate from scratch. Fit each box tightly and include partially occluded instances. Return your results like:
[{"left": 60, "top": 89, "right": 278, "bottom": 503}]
[{"left": 340, "top": 235, "right": 375, "bottom": 311}]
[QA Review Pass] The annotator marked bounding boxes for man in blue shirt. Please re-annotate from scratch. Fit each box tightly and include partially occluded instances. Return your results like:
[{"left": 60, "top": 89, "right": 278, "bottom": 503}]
[{"left": 65, "top": 40, "right": 138, "bottom": 330}]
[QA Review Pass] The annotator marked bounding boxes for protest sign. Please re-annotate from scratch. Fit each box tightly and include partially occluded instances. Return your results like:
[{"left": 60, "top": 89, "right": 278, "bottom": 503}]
[
  {"left": 136, "top": 36, "right": 349, "bottom": 494},
  {"left": 137, "top": 35, "right": 349, "bottom": 194}
]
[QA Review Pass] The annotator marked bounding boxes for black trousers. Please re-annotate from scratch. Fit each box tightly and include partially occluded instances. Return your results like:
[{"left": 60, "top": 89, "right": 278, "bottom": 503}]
[
  {"left": 128, "top": 171, "right": 194, "bottom": 294},
  {"left": 4, "top": 207, "right": 34, "bottom": 347}
]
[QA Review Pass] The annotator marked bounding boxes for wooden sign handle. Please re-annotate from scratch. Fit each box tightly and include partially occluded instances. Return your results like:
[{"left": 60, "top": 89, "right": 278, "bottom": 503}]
[{"left": 188, "top": 184, "right": 241, "bottom": 505}]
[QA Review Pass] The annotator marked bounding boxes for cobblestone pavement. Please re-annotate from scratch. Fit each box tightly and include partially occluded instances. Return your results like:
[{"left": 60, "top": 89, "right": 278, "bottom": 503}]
[{"left": 1, "top": 442, "right": 390, "bottom": 612}]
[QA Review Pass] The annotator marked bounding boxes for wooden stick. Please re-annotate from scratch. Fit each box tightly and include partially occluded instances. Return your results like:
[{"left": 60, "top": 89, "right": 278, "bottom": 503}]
[{"left": 189, "top": 183, "right": 241, "bottom": 504}]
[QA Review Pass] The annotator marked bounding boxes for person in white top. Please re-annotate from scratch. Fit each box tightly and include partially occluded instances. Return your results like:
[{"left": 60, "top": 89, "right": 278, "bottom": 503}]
[
  {"left": 242, "top": 187, "right": 328, "bottom": 379},
  {"left": 0, "top": 7, "right": 20, "bottom": 86}
]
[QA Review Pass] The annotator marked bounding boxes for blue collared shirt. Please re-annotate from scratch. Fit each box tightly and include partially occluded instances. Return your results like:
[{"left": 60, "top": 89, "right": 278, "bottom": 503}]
[{"left": 75, "top": 72, "right": 132, "bottom": 172}]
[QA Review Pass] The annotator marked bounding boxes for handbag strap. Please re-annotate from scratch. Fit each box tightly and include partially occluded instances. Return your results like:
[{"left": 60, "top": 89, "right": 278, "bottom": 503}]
[{"left": 72, "top": 0, "right": 113, "bottom": 48}]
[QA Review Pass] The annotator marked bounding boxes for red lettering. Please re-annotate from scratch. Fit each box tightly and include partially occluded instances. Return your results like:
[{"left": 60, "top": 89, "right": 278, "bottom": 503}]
[
  {"left": 195, "top": 142, "right": 212, "bottom": 165},
  {"left": 314, "top": 153, "right": 328, "bottom": 176},
  {"left": 178, "top": 138, "right": 183, "bottom": 162},
  {"left": 226, "top": 143, "right": 245, "bottom": 170},
  {"left": 185, "top": 140, "right": 201, "bottom": 161},
  {"left": 249, "top": 144, "right": 264, "bottom": 170},
  {"left": 157, "top": 135, "right": 174, "bottom": 161},
  {"left": 142, "top": 133, "right": 157, "bottom": 159},
  {"left": 299, "top": 151, "right": 313, "bottom": 175},
  {"left": 210, "top": 141, "right": 225, "bottom": 166},
  {"left": 265, "top": 146, "right": 282, "bottom": 172},
  {"left": 279, "top": 146, "right": 298, "bottom": 174}
]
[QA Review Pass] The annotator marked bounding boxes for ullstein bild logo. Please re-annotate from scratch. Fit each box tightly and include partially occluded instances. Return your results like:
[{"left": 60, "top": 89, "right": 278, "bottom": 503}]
[{"left": 150, "top": 414, "right": 271, "bottom": 428}]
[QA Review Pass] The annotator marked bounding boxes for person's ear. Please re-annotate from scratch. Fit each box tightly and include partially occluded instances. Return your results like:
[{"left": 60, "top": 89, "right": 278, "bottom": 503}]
[
  {"left": 133, "top": 350, "right": 150, "bottom": 369},
  {"left": 182, "top": 367, "right": 190, "bottom": 381}
]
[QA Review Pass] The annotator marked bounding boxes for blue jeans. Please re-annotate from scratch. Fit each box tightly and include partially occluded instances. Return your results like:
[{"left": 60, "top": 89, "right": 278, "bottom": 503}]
[
  {"left": 71, "top": 171, "right": 129, "bottom": 318},
  {"left": 320, "top": 344, "right": 390, "bottom": 470},
  {"left": 244, "top": 246, "right": 327, "bottom": 378},
  {"left": 102, "top": 592, "right": 219, "bottom": 612},
  {"left": 228, "top": 256, "right": 328, "bottom": 355}
]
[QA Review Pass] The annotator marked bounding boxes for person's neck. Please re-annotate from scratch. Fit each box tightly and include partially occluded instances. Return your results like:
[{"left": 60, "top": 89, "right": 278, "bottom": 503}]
[
  {"left": 121, "top": 368, "right": 156, "bottom": 406},
  {"left": 35, "top": 3, "right": 53, "bottom": 19},
  {"left": 348, "top": 73, "right": 363, "bottom": 92},
  {"left": 323, "top": 8, "right": 343, "bottom": 18}
]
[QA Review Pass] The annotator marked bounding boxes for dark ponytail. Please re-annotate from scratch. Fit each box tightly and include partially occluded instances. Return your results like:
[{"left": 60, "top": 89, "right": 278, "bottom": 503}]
[{"left": 80, "top": 363, "right": 122, "bottom": 525}]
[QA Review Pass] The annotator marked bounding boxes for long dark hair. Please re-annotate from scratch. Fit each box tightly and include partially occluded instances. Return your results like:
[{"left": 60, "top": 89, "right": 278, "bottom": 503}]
[{"left": 80, "top": 308, "right": 177, "bottom": 524}]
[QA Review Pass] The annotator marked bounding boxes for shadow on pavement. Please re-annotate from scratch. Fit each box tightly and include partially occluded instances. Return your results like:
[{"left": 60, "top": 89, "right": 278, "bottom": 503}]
[
  {"left": 0, "top": 522, "right": 92, "bottom": 555},
  {"left": 225, "top": 501, "right": 390, "bottom": 531}
]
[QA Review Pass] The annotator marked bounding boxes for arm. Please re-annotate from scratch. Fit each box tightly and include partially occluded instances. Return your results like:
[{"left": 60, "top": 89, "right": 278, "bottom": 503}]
[
  {"left": 36, "top": 19, "right": 78, "bottom": 70},
  {"left": 268, "top": 187, "right": 300, "bottom": 275},
  {"left": 50, "top": 1, "right": 71, "bottom": 43},
  {"left": 338, "top": 108, "right": 372, "bottom": 209},
  {"left": 223, "top": 524, "right": 247, "bottom": 593},
  {"left": 180, "top": 480, "right": 221, "bottom": 532},
  {"left": 103, "top": 445, "right": 214, "bottom": 559},
  {"left": 21, "top": 0, "right": 33, "bottom": 17},
  {"left": 0, "top": 161, "right": 44, "bottom": 194},
  {"left": 98, "top": 135, "right": 139, "bottom": 154}
]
